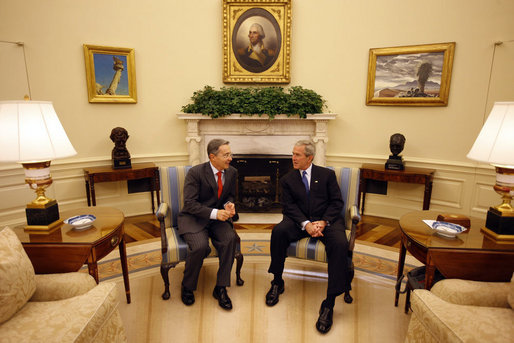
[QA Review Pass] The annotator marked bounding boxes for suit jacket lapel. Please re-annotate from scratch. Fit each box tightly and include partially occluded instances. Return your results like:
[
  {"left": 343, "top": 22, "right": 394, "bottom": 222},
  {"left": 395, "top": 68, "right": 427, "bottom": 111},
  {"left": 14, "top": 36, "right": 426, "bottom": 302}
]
[
  {"left": 310, "top": 165, "right": 320, "bottom": 195},
  {"left": 221, "top": 167, "right": 234, "bottom": 198},
  {"left": 294, "top": 168, "right": 310, "bottom": 203},
  {"left": 203, "top": 162, "right": 218, "bottom": 195}
]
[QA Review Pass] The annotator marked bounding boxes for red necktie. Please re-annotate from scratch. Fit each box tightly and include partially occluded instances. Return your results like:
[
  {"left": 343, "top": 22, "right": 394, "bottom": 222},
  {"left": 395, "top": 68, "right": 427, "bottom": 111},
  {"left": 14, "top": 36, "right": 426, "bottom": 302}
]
[{"left": 217, "top": 171, "right": 223, "bottom": 198}]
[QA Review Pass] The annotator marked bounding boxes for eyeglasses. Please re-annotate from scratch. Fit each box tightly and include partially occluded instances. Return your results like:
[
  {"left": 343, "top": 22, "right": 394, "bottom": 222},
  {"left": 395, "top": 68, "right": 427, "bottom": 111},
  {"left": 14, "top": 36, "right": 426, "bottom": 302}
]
[{"left": 218, "top": 153, "right": 233, "bottom": 159}]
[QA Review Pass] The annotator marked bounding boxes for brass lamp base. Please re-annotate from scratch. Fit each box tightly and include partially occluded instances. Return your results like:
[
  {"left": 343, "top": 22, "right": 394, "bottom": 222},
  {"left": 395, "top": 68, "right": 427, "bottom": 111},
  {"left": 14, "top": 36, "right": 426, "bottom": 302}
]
[
  {"left": 481, "top": 226, "right": 514, "bottom": 243},
  {"left": 25, "top": 200, "right": 62, "bottom": 231}
]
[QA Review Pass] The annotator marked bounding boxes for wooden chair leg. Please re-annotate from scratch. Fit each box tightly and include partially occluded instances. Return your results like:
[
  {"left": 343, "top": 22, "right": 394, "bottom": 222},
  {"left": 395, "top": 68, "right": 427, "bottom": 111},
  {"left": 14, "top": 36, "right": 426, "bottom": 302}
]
[
  {"left": 160, "top": 264, "right": 171, "bottom": 300},
  {"left": 234, "top": 232, "right": 244, "bottom": 286},
  {"left": 160, "top": 262, "right": 178, "bottom": 300},
  {"left": 405, "top": 285, "right": 412, "bottom": 314},
  {"left": 344, "top": 291, "right": 353, "bottom": 304},
  {"left": 235, "top": 251, "right": 244, "bottom": 286},
  {"left": 344, "top": 261, "right": 354, "bottom": 304}
]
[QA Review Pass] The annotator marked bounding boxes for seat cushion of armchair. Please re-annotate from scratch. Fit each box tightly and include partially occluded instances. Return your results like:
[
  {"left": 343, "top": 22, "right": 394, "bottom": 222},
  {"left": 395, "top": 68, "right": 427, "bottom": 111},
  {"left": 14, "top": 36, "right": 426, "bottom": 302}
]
[
  {"left": 286, "top": 230, "right": 352, "bottom": 263},
  {"left": 0, "top": 281, "right": 126, "bottom": 343},
  {"left": 430, "top": 279, "right": 511, "bottom": 308},
  {"left": 163, "top": 227, "right": 217, "bottom": 265},
  {"left": 406, "top": 289, "right": 513, "bottom": 343},
  {"left": 0, "top": 227, "right": 36, "bottom": 324},
  {"left": 31, "top": 272, "right": 98, "bottom": 302}
]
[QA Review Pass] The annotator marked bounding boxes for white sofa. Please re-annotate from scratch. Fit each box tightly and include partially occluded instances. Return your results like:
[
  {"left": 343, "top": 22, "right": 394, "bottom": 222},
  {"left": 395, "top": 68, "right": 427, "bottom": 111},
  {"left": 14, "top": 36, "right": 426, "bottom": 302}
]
[
  {"left": 0, "top": 227, "right": 126, "bottom": 343},
  {"left": 405, "top": 277, "right": 514, "bottom": 343}
]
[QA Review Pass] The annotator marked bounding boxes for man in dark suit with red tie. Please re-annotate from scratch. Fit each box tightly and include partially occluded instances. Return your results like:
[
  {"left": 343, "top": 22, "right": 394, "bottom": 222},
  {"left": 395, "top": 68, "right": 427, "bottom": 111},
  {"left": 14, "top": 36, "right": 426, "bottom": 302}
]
[
  {"left": 265, "top": 140, "right": 351, "bottom": 333},
  {"left": 177, "top": 139, "right": 238, "bottom": 310}
]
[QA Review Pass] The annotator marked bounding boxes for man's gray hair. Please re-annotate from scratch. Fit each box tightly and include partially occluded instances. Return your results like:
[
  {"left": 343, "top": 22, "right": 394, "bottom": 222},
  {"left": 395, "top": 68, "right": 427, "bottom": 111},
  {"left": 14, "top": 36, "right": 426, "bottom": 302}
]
[
  {"left": 295, "top": 139, "right": 316, "bottom": 157},
  {"left": 207, "top": 139, "right": 230, "bottom": 156},
  {"left": 249, "top": 23, "right": 265, "bottom": 39}
]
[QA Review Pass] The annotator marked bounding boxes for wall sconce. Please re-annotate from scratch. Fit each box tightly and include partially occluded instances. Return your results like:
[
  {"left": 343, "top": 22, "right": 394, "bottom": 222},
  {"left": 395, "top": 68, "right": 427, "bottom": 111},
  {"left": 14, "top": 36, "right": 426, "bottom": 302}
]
[
  {"left": 467, "top": 101, "right": 514, "bottom": 241},
  {"left": 0, "top": 100, "right": 77, "bottom": 231}
]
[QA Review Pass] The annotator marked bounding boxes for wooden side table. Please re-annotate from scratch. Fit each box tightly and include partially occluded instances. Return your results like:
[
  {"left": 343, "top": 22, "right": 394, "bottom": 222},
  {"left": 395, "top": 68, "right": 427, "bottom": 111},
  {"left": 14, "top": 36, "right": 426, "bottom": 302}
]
[
  {"left": 359, "top": 163, "right": 435, "bottom": 215},
  {"left": 395, "top": 210, "right": 514, "bottom": 308},
  {"left": 13, "top": 207, "right": 131, "bottom": 303},
  {"left": 84, "top": 162, "right": 160, "bottom": 213}
]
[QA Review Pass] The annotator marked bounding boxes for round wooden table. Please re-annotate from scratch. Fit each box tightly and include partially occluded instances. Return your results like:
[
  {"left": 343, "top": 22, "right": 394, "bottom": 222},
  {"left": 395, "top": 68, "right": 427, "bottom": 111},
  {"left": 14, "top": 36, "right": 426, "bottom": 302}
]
[
  {"left": 394, "top": 210, "right": 514, "bottom": 307},
  {"left": 14, "top": 206, "right": 131, "bottom": 303}
]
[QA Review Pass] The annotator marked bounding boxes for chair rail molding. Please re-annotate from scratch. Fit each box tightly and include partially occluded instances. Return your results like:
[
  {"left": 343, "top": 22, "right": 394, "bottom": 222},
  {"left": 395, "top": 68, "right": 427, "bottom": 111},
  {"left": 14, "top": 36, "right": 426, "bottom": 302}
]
[{"left": 177, "top": 113, "right": 337, "bottom": 166}]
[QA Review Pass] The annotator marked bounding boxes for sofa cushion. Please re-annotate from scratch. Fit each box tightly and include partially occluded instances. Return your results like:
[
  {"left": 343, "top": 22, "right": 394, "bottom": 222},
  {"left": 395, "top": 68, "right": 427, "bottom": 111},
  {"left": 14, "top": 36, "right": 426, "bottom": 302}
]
[
  {"left": 0, "top": 227, "right": 37, "bottom": 324},
  {"left": 0, "top": 282, "right": 125, "bottom": 343},
  {"left": 409, "top": 289, "right": 513, "bottom": 343},
  {"left": 31, "top": 273, "right": 97, "bottom": 302},
  {"left": 431, "top": 278, "right": 511, "bottom": 308}
]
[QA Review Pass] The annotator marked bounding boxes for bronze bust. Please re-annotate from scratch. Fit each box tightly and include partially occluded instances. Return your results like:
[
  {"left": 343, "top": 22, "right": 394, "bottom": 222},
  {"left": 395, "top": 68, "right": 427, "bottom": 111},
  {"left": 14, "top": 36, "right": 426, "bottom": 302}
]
[
  {"left": 110, "top": 127, "right": 131, "bottom": 169},
  {"left": 386, "top": 133, "right": 405, "bottom": 170}
]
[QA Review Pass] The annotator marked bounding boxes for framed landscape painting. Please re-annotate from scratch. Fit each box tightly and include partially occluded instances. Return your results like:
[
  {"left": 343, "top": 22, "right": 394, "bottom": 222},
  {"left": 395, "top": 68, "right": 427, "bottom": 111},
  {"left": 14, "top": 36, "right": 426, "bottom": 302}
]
[
  {"left": 223, "top": 0, "right": 291, "bottom": 84},
  {"left": 83, "top": 44, "right": 137, "bottom": 103},
  {"left": 366, "top": 42, "right": 455, "bottom": 106}
]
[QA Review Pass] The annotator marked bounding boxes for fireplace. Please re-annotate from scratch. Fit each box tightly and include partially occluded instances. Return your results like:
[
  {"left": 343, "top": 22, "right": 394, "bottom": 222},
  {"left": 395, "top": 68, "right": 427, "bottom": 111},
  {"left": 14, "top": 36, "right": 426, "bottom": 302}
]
[
  {"left": 177, "top": 113, "right": 336, "bottom": 214},
  {"left": 232, "top": 155, "right": 292, "bottom": 213},
  {"left": 177, "top": 113, "right": 336, "bottom": 166}
]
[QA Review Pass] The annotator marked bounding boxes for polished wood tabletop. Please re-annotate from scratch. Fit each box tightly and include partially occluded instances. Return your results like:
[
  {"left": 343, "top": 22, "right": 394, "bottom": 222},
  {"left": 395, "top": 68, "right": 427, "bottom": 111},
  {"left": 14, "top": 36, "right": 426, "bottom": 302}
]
[
  {"left": 399, "top": 210, "right": 512, "bottom": 252},
  {"left": 15, "top": 207, "right": 125, "bottom": 244}
]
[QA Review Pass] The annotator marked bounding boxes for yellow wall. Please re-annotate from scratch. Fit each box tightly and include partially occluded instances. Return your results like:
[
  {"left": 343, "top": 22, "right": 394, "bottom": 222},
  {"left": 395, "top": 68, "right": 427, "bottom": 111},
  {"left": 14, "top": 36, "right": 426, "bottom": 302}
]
[{"left": 1, "top": 0, "right": 513, "bottom": 223}]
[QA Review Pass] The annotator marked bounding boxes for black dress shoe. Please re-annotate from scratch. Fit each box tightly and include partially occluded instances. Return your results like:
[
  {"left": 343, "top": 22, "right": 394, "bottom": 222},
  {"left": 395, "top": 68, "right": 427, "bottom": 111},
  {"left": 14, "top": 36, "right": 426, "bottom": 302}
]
[
  {"left": 265, "top": 280, "right": 284, "bottom": 306},
  {"left": 316, "top": 302, "right": 334, "bottom": 334},
  {"left": 181, "top": 286, "right": 195, "bottom": 306},
  {"left": 212, "top": 287, "right": 232, "bottom": 310}
]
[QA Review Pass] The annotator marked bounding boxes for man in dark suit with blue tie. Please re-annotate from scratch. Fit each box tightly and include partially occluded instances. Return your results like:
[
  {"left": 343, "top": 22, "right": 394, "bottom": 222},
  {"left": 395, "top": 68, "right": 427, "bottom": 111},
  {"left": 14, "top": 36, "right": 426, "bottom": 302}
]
[
  {"left": 265, "top": 140, "right": 351, "bottom": 333},
  {"left": 178, "top": 139, "right": 238, "bottom": 310}
]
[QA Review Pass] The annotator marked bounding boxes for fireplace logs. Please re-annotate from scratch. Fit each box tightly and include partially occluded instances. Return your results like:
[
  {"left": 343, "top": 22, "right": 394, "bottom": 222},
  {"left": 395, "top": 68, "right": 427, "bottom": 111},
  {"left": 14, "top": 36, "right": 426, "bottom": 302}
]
[{"left": 233, "top": 156, "right": 292, "bottom": 213}]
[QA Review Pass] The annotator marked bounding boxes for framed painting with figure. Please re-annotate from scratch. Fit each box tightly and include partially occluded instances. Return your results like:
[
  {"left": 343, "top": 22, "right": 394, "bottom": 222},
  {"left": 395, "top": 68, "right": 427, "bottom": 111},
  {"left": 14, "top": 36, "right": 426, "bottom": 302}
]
[
  {"left": 223, "top": 0, "right": 291, "bottom": 84},
  {"left": 366, "top": 42, "right": 455, "bottom": 106},
  {"left": 83, "top": 45, "right": 137, "bottom": 103}
]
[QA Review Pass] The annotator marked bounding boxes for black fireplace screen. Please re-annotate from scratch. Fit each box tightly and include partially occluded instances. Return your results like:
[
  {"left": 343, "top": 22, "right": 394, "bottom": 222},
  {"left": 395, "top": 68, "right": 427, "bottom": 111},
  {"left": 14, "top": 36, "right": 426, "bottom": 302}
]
[{"left": 232, "top": 155, "right": 292, "bottom": 213}]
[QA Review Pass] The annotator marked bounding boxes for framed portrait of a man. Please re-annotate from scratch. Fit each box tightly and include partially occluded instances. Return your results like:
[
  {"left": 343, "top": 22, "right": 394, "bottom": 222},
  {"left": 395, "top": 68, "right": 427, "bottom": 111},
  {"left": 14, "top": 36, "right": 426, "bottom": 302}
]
[{"left": 223, "top": 0, "right": 291, "bottom": 84}]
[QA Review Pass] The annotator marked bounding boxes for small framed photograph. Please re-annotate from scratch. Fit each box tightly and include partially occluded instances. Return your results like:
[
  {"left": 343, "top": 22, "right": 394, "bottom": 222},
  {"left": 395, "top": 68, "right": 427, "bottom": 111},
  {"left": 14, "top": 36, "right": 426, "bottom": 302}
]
[
  {"left": 83, "top": 44, "right": 137, "bottom": 103},
  {"left": 223, "top": 0, "right": 291, "bottom": 84},
  {"left": 366, "top": 42, "right": 455, "bottom": 106}
]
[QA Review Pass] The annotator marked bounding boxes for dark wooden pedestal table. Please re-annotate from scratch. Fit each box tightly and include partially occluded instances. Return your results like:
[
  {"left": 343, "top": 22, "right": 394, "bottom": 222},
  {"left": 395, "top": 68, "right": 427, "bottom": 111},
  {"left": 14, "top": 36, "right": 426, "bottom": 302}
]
[
  {"left": 13, "top": 207, "right": 131, "bottom": 303},
  {"left": 359, "top": 163, "right": 435, "bottom": 215},
  {"left": 84, "top": 162, "right": 160, "bottom": 212}
]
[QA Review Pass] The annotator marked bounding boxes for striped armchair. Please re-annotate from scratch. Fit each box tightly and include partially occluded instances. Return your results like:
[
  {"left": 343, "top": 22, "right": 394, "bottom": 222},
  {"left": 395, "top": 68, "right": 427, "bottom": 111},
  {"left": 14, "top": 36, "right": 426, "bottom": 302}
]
[
  {"left": 155, "top": 165, "right": 361, "bottom": 304},
  {"left": 286, "top": 166, "right": 361, "bottom": 304},
  {"left": 155, "top": 166, "right": 244, "bottom": 300}
]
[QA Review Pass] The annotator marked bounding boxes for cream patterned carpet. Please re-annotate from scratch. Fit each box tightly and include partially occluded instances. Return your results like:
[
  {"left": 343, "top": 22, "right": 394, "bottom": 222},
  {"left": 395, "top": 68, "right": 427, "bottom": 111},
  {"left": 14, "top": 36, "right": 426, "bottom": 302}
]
[{"left": 89, "top": 232, "right": 421, "bottom": 284}]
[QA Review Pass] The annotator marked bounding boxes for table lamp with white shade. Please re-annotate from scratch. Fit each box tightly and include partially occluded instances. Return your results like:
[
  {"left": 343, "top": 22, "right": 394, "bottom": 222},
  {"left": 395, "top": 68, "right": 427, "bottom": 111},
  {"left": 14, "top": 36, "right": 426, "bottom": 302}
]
[
  {"left": 467, "top": 101, "right": 514, "bottom": 241},
  {"left": 0, "top": 99, "right": 77, "bottom": 231}
]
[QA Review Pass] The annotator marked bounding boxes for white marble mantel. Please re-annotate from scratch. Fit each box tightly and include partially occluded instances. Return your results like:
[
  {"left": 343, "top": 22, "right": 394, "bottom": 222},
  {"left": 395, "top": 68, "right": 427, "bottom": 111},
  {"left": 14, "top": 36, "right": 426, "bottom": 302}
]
[{"left": 177, "top": 113, "right": 337, "bottom": 166}]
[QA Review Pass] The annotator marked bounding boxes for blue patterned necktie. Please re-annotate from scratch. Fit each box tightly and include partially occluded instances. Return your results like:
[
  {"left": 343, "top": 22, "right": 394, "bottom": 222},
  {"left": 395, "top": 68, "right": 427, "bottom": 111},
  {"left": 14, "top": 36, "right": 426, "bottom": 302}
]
[{"left": 302, "top": 170, "right": 309, "bottom": 197}]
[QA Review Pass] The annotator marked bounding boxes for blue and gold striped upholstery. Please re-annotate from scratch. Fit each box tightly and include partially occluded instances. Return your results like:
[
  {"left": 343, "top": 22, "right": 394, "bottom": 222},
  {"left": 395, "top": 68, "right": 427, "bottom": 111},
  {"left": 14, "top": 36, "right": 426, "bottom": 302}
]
[
  {"left": 286, "top": 167, "right": 360, "bottom": 263},
  {"left": 158, "top": 166, "right": 217, "bottom": 267}
]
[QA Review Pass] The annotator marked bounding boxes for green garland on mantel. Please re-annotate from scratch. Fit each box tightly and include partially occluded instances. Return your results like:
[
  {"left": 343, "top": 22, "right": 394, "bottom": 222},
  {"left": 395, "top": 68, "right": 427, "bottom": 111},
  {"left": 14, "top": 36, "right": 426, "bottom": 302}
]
[{"left": 181, "top": 85, "right": 326, "bottom": 119}]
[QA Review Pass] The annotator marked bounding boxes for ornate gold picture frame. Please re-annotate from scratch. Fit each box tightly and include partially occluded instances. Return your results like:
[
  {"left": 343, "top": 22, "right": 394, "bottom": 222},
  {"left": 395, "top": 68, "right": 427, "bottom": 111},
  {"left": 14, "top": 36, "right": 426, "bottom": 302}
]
[
  {"left": 83, "top": 44, "right": 137, "bottom": 103},
  {"left": 366, "top": 42, "right": 455, "bottom": 106},
  {"left": 223, "top": 0, "right": 291, "bottom": 84}
]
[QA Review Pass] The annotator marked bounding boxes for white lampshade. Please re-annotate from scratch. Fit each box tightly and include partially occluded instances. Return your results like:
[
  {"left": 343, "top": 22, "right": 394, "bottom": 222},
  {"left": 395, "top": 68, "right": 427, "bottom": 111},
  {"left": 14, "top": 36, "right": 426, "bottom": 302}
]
[
  {"left": 467, "top": 102, "right": 514, "bottom": 168},
  {"left": 0, "top": 100, "right": 76, "bottom": 163}
]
